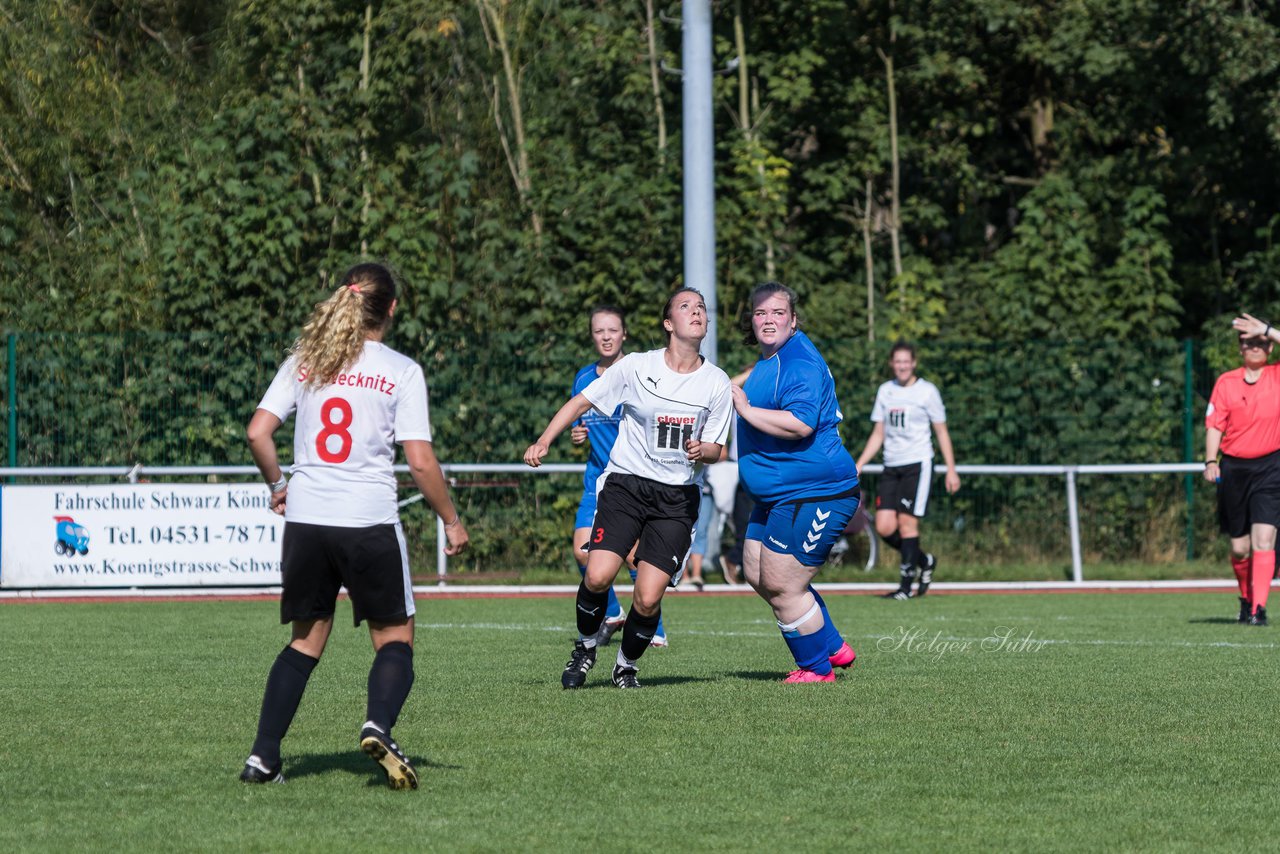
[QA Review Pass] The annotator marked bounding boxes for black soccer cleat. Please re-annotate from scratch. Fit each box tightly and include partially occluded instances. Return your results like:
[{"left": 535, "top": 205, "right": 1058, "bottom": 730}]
[
  {"left": 360, "top": 725, "right": 418, "bottom": 790},
  {"left": 239, "top": 755, "right": 285, "bottom": 784},
  {"left": 1239, "top": 598, "right": 1252, "bottom": 624},
  {"left": 881, "top": 588, "right": 912, "bottom": 600},
  {"left": 916, "top": 553, "right": 937, "bottom": 597},
  {"left": 561, "top": 639, "right": 596, "bottom": 689},
  {"left": 1250, "top": 606, "right": 1269, "bottom": 627},
  {"left": 611, "top": 664, "right": 641, "bottom": 689}
]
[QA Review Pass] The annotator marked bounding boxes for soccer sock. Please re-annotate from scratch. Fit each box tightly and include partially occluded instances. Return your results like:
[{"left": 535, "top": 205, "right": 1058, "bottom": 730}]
[
  {"left": 1231, "top": 555, "right": 1251, "bottom": 601},
  {"left": 365, "top": 641, "right": 414, "bottom": 734},
  {"left": 899, "top": 537, "right": 921, "bottom": 590},
  {"left": 575, "top": 581, "right": 609, "bottom": 641},
  {"left": 916, "top": 546, "right": 932, "bottom": 569},
  {"left": 778, "top": 600, "right": 832, "bottom": 675},
  {"left": 880, "top": 531, "right": 903, "bottom": 553},
  {"left": 1251, "top": 550, "right": 1274, "bottom": 613},
  {"left": 250, "top": 645, "right": 319, "bottom": 767},
  {"left": 620, "top": 606, "right": 661, "bottom": 662},
  {"left": 808, "top": 585, "right": 846, "bottom": 657},
  {"left": 626, "top": 568, "right": 662, "bottom": 634}
]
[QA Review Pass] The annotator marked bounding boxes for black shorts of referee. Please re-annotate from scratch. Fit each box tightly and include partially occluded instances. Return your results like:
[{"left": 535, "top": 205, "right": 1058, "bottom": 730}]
[{"left": 1218, "top": 449, "right": 1280, "bottom": 538}]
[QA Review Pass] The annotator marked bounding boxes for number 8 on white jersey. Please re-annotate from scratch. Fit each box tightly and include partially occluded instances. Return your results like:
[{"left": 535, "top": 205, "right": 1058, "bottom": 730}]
[{"left": 257, "top": 340, "right": 433, "bottom": 527}]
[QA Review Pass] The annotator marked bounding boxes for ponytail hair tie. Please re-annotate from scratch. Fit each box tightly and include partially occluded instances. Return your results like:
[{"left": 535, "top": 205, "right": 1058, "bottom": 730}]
[{"left": 347, "top": 284, "right": 361, "bottom": 293}]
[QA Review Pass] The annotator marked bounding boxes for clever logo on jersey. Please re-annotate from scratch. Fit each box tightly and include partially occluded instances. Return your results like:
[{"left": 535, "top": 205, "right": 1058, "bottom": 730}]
[
  {"left": 653, "top": 413, "right": 698, "bottom": 455},
  {"left": 888, "top": 408, "right": 907, "bottom": 428}
]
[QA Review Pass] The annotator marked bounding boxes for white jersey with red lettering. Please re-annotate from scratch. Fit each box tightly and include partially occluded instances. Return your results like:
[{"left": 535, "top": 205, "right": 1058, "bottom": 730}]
[
  {"left": 581, "top": 348, "right": 733, "bottom": 487},
  {"left": 257, "top": 340, "right": 432, "bottom": 527},
  {"left": 869, "top": 376, "right": 947, "bottom": 467}
]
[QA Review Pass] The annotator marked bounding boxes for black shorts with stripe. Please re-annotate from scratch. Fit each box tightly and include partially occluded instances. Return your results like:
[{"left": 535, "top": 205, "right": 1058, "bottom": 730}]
[
  {"left": 588, "top": 473, "right": 700, "bottom": 577},
  {"left": 875, "top": 460, "right": 933, "bottom": 518},
  {"left": 1217, "top": 450, "right": 1280, "bottom": 538},
  {"left": 280, "top": 521, "right": 415, "bottom": 627}
]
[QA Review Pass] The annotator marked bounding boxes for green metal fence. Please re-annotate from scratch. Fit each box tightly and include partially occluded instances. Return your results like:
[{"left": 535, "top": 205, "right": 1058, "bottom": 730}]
[{"left": 7, "top": 332, "right": 1230, "bottom": 573}]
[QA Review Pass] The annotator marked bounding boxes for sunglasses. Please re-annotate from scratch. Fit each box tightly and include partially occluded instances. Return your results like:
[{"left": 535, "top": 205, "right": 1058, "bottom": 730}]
[{"left": 1240, "top": 339, "right": 1270, "bottom": 350}]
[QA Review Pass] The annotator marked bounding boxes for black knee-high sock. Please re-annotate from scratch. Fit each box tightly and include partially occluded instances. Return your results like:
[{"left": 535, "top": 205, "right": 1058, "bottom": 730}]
[
  {"left": 576, "top": 582, "right": 610, "bottom": 639},
  {"left": 898, "top": 537, "right": 921, "bottom": 589},
  {"left": 880, "top": 531, "right": 903, "bottom": 552},
  {"left": 620, "top": 606, "right": 661, "bottom": 663},
  {"left": 251, "top": 645, "right": 319, "bottom": 766},
  {"left": 366, "top": 641, "right": 414, "bottom": 733}
]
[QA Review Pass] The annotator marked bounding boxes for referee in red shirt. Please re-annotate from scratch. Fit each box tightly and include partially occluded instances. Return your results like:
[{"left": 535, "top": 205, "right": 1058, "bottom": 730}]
[{"left": 1205, "top": 313, "right": 1280, "bottom": 626}]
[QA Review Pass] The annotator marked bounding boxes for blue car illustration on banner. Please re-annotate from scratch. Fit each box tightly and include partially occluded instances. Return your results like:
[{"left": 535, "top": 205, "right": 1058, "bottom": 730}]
[{"left": 54, "top": 515, "right": 90, "bottom": 557}]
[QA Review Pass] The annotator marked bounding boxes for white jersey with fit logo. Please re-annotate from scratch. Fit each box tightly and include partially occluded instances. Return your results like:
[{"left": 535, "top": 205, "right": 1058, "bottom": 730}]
[
  {"left": 870, "top": 377, "right": 947, "bottom": 466},
  {"left": 581, "top": 348, "right": 733, "bottom": 487},
  {"left": 257, "top": 340, "right": 432, "bottom": 527}
]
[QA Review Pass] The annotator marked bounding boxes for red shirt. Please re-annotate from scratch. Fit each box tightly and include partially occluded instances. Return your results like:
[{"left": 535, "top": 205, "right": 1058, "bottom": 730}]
[{"left": 1206, "top": 363, "right": 1280, "bottom": 458}]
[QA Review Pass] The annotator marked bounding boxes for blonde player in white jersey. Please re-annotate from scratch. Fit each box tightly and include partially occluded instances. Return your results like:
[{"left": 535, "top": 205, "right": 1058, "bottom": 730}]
[
  {"left": 855, "top": 340, "right": 960, "bottom": 599},
  {"left": 239, "top": 262, "right": 468, "bottom": 790},
  {"left": 525, "top": 288, "right": 733, "bottom": 689}
]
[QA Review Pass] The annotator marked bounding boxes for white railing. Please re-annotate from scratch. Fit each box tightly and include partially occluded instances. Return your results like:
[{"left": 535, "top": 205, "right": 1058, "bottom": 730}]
[{"left": 0, "top": 462, "right": 1205, "bottom": 585}]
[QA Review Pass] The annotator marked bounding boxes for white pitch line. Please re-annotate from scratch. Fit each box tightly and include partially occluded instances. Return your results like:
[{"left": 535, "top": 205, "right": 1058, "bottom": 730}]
[
  {"left": 411, "top": 622, "right": 1280, "bottom": 650},
  {"left": 0, "top": 579, "right": 1247, "bottom": 599}
]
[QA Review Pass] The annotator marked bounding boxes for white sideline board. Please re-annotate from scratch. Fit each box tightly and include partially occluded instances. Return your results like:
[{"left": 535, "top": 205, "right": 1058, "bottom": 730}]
[{"left": 1, "top": 484, "right": 284, "bottom": 588}]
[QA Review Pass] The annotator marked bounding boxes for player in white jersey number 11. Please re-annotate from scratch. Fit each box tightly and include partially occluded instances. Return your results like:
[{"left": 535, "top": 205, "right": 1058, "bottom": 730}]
[{"left": 525, "top": 288, "right": 733, "bottom": 689}]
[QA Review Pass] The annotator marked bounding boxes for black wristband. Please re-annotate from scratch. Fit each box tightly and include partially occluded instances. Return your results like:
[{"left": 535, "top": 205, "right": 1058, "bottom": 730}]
[{"left": 1204, "top": 460, "right": 1217, "bottom": 467}]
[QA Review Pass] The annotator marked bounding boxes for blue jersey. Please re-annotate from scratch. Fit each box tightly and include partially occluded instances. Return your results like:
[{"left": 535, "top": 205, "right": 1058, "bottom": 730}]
[
  {"left": 572, "top": 362, "right": 623, "bottom": 493},
  {"left": 738, "top": 331, "right": 859, "bottom": 504}
]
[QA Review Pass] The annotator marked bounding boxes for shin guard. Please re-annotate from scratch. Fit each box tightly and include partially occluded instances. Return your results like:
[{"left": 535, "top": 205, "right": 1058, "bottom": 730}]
[
  {"left": 366, "top": 641, "right": 414, "bottom": 733},
  {"left": 575, "top": 582, "right": 610, "bottom": 639},
  {"left": 1231, "top": 555, "right": 1252, "bottom": 601},
  {"left": 1251, "top": 550, "right": 1275, "bottom": 613},
  {"left": 251, "top": 645, "right": 319, "bottom": 766},
  {"left": 620, "top": 606, "right": 661, "bottom": 662}
]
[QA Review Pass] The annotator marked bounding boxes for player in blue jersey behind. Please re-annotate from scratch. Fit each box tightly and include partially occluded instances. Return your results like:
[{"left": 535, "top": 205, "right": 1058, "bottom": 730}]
[
  {"left": 569, "top": 306, "right": 665, "bottom": 647},
  {"left": 732, "top": 282, "right": 860, "bottom": 683}
]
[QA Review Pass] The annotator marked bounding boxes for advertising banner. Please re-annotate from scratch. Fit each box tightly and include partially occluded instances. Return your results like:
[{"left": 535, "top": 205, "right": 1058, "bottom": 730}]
[{"left": 2, "top": 483, "right": 284, "bottom": 588}]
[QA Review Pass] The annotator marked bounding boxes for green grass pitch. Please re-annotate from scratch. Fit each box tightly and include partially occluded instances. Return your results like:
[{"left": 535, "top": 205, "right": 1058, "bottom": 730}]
[{"left": 1, "top": 590, "right": 1275, "bottom": 852}]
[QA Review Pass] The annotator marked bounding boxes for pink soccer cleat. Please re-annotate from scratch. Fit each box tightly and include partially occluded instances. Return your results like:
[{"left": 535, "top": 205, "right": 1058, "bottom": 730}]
[
  {"left": 828, "top": 642, "right": 857, "bottom": 670},
  {"left": 782, "top": 668, "right": 836, "bottom": 684}
]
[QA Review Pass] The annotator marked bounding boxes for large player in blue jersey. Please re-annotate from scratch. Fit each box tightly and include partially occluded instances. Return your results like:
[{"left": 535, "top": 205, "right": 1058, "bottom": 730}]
[
  {"left": 569, "top": 306, "right": 668, "bottom": 647},
  {"left": 732, "top": 282, "right": 860, "bottom": 683}
]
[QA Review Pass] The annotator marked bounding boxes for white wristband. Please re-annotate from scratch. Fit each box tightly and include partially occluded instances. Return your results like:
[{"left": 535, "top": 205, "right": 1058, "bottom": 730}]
[{"left": 269, "top": 476, "right": 288, "bottom": 494}]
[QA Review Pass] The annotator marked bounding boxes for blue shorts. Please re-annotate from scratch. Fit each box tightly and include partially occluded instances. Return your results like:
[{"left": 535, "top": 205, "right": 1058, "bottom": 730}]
[
  {"left": 575, "top": 490, "right": 597, "bottom": 530},
  {"left": 746, "top": 488, "right": 861, "bottom": 568}
]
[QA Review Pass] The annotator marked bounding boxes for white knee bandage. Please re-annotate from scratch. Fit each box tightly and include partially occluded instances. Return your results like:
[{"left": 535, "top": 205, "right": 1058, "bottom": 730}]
[{"left": 777, "top": 600, "right": 822, "bottom": 635}]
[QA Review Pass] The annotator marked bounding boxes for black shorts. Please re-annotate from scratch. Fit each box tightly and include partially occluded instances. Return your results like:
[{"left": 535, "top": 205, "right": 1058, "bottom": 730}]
[
  {"left": 875, "top": 460, "right": 933, "bottom": 518},
  {"left": 588, "top": 473, "right": 700, "bottom": 577},
  {"left": 280, "top": 521, "right": 414, "bottom": 627},
  {"left": 1217, "top": 451, "right": 1280, "bottom": 538}
]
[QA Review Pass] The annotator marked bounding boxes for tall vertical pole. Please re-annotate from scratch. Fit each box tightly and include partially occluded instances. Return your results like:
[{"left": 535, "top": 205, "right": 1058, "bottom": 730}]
[
  {"left": 682, "top": 0, "right": 718, "bottom": 364},
  {"left": 1066, "top": 469, "right": 1083, "bottom": 583},
  {"left": 1183, "top": 338, "right": 1195, "bottom": 560},
  {"left": 7, "top": 333, "right": 15, "bottom": 474}
]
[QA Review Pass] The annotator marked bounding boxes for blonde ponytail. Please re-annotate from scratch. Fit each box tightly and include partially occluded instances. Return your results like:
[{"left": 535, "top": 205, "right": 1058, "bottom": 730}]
[{"left": 290, "top": 263, "right": 398, "bottom": 388}]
